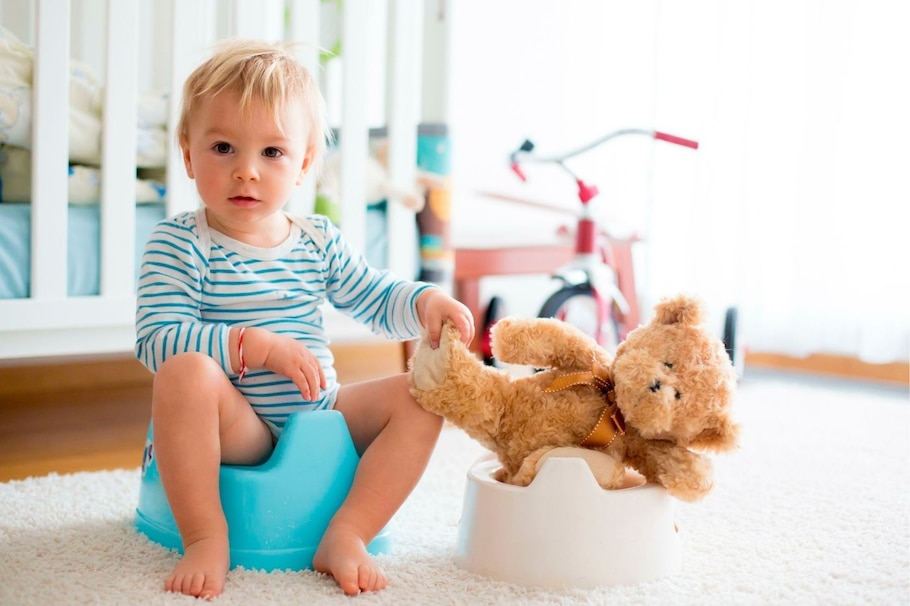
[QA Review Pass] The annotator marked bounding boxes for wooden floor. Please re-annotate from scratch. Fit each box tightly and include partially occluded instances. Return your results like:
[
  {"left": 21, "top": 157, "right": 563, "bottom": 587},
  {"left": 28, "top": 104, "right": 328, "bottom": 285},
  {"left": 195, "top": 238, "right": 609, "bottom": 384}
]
[
  {"left": 0, "top": 382, "right": 153, "bottom": 481},
  {"left": 0, "top": 341, "right": 408, "bottom": 482}
]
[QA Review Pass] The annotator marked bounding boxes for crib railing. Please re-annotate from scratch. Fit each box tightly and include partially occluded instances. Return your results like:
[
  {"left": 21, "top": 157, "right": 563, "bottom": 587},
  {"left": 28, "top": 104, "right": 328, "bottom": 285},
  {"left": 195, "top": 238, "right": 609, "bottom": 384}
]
[{"left": 0, "top": 0, "right": 425, "bottom": 362}]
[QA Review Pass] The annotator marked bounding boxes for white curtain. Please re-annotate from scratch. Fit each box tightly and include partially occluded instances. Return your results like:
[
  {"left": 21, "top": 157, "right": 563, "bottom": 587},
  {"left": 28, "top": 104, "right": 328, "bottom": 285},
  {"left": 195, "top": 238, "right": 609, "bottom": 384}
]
[
  {"left": 449, "top": 0, "right": 909, "bottom": 364},
  {"left": 644, "top": 0, "right": 909, "bottom": 363}
]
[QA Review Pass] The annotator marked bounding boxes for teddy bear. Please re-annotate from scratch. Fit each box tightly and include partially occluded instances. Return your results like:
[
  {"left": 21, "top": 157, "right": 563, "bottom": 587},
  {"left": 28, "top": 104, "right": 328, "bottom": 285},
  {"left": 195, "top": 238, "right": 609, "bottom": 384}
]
[{"left": 408, "top": 295, "right": 740, "bottom": 502}]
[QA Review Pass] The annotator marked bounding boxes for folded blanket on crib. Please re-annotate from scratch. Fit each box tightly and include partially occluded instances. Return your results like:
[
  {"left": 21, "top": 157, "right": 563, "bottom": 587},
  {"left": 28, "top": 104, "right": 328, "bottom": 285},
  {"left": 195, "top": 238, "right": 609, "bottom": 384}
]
[
  {"left": 0, "top": 146, "right": 166, "bottom": 205},
  {"left": 0, "top": 26, "right": 169, "bottom": 168}
]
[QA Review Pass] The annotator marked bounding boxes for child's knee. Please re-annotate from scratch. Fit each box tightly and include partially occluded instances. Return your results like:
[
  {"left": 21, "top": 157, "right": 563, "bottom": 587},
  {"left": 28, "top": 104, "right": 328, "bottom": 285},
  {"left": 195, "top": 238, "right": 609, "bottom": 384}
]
[
  {"left": 152, "top": 353, "right": 226, "bottom": 414},
  {"left": 156, "top": 353, "right": 224, "bottom": 387}
]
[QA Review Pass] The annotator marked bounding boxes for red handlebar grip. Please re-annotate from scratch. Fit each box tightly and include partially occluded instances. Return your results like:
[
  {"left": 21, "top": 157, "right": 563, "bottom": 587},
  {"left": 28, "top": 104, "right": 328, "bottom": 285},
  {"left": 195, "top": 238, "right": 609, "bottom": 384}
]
[
  {"left": 511, "top": 162, "right": 527, "bottom": 182},
  {"left": 655, "top": 131, "right": 699, "bottom": 149}
]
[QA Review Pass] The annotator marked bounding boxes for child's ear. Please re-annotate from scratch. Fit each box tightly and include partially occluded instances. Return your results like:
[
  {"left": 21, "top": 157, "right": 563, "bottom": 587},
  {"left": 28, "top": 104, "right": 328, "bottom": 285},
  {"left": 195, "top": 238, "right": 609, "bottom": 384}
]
[
  {"left": 181, "top": 139, "right": 195, "bottom": 179},
  {"left": 297, "top": 146, "right": 316, "bottom": 185}
]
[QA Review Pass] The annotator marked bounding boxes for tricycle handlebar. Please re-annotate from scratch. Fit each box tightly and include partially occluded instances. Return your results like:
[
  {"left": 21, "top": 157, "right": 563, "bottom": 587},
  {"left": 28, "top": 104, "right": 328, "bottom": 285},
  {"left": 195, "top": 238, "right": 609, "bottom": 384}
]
[
  {"left": 654, "top": 131, "right": 699, "bottom": 149},
  {"left": 510, "top": 128, "right": 698, "bottom": 169}
]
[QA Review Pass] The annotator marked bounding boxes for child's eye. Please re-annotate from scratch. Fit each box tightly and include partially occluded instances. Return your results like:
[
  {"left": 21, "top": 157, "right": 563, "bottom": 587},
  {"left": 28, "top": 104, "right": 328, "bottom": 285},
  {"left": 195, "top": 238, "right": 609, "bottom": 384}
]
[
  {"left": 213, "top": 142, "right": 232, "bottom": 154},
  {"left": 263, "top": 147, "right": 282, "bottom": 158}
]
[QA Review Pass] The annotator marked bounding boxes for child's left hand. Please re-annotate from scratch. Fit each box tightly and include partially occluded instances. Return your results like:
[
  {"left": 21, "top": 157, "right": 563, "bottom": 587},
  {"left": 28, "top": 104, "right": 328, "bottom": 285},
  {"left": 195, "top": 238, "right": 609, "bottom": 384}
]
[{"left": 416, "top": 288, "right": 474, "bottom": 349}]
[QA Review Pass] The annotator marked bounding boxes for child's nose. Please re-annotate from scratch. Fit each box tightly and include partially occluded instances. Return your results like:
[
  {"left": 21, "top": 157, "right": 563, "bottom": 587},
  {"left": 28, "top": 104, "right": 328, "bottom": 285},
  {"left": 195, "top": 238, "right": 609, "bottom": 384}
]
[{"left": 233, "top": 159, "right": 259, "bottom": 182}]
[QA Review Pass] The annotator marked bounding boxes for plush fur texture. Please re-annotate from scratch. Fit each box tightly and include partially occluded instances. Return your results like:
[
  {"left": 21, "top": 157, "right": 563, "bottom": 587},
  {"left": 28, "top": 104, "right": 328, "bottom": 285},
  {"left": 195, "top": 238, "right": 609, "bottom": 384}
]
[{"left": 408, "top": 295, "right": 740, "bottom": 502}]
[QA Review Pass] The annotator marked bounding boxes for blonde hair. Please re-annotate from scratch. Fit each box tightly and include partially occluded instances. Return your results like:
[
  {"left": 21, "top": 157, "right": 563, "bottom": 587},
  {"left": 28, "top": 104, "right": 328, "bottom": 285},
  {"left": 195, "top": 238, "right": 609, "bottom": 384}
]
[{"left": 177, "top": 38, "right": 331, "bottom": 175}]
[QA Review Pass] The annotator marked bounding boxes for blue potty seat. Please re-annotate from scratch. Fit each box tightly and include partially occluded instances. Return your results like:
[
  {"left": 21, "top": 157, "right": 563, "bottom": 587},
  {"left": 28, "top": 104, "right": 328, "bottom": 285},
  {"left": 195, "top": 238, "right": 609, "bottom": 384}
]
[{"left": 135, "top": 410, "right": 392, "bottom": 572}]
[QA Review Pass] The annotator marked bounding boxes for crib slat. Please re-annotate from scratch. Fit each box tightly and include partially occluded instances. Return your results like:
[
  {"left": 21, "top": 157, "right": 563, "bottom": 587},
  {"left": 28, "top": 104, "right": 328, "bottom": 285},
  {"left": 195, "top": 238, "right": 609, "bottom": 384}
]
[
  {"left": 30, "top": 0, "right": 71, "bottom": 299},
  {"left": 385, "top": 0, "right": 423, "bottom": 280},
  {"left": 339, "top": 0, "right": 369, "bottom": 254},
  {"left": 99, "top": 0, "right": 139, "bottom": 296}
]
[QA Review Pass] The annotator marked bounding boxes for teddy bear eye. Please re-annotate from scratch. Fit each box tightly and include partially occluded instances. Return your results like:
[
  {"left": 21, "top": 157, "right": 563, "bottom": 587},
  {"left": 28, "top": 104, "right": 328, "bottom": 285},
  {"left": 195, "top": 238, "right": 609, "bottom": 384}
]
[
  {"left": 674, "top": 389, "right": 682, "bottom": 400},
  {"left": 664, "top": 362, "right": 673, "bottom": 369},
  {"left": 649, "top": 380, "right": 661, "bottom": 393}
]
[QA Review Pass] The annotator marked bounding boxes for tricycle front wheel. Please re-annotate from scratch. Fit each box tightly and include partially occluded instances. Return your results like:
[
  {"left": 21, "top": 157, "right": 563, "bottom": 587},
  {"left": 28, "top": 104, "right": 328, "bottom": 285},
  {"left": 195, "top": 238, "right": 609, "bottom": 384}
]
[{"left": 539, "top": 284, "right": 622, "bottom": 354}]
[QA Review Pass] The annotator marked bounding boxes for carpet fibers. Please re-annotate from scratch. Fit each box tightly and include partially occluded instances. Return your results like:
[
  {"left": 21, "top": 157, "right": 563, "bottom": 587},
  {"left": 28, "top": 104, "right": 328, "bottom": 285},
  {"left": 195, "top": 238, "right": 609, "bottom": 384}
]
[{"left": 1, "top": 372, "right": 908, "bottom": 605}]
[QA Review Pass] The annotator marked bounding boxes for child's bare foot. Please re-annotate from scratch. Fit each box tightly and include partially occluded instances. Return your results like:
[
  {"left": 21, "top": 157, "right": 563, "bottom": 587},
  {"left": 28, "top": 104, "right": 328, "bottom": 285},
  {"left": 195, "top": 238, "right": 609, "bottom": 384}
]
[
  {"left": 164, "top": 535, "right": 230, "bottom": 600},
  {"left": 312, "top": 524, "right": 387, "bottom": 595}
]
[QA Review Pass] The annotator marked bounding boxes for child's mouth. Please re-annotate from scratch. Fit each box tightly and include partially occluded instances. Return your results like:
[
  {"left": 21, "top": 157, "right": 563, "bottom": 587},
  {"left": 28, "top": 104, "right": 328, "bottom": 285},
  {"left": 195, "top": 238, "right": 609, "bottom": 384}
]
[{"left": 230, "top": 196, "right": 258, "bottom": 207}]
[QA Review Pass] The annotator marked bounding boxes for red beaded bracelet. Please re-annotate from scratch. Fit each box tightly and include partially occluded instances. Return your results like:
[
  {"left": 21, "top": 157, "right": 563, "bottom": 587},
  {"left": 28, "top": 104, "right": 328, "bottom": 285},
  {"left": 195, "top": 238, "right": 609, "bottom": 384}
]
[{"left": 237, "top": 326, "right": 248, "bottom": 381}]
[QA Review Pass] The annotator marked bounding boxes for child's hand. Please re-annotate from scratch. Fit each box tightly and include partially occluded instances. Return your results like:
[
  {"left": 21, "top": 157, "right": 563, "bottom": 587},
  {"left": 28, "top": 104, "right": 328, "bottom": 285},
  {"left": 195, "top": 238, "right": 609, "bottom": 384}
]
[
  {"left": 416, "top": 288, "right": 475, "bottom": 349},
  {"left": 242, "top": 328, "right": 326, "bottom": 401}
]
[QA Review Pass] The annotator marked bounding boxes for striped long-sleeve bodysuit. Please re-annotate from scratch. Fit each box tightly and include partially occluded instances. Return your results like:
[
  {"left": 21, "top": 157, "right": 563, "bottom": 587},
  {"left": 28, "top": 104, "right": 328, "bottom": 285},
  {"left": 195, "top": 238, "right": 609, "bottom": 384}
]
[{"left": 135, "top": 208, "right": 431, "bottom": 436}]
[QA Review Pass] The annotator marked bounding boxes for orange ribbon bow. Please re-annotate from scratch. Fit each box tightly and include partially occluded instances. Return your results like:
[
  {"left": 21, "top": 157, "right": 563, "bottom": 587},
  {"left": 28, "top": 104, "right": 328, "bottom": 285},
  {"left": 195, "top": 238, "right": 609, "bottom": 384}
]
[{"left": 544, "top": 357, "right": 626, "bottom": 449}]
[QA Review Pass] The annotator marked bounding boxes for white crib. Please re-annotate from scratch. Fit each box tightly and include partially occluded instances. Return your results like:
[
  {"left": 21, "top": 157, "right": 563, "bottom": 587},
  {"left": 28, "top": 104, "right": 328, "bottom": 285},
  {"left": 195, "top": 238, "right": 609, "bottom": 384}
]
[{"left": 0, "top": 0, "right": 442, "bottom": 362}]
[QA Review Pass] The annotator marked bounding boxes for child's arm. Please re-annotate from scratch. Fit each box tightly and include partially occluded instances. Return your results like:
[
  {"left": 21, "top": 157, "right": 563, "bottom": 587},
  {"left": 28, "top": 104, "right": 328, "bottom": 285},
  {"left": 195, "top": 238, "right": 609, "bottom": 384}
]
[
  {"left": 316, "top": 216, "right": 471, "bottom": 347},
  {"left": 320, "top": 217, "right": 431, "bottom": 340},
  {"left": 135, "top": 218, "right": 216, "bottom": 372},
  {"left": 228, "top": 326, "right": 327, "bottom": 401}
]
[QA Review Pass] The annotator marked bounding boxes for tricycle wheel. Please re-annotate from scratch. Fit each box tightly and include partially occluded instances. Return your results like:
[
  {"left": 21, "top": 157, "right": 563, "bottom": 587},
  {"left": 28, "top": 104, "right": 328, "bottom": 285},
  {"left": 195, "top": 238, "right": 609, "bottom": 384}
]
[{"left": 723, "top": 307, "right": 739, "bottom": 367}]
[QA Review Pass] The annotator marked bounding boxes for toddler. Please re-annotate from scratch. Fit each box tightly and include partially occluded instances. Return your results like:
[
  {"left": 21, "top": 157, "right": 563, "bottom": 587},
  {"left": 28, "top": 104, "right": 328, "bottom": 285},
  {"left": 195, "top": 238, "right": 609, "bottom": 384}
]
[{"left": 135, "top": 39, "right": 473, "bottom": 599}]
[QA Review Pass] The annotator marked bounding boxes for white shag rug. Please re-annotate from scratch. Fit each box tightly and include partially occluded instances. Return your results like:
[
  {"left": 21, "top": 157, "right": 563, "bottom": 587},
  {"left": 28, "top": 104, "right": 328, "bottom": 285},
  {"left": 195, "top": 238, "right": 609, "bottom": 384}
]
[{"left": 1, "top": 372, "right": 908, "bottom": 606}]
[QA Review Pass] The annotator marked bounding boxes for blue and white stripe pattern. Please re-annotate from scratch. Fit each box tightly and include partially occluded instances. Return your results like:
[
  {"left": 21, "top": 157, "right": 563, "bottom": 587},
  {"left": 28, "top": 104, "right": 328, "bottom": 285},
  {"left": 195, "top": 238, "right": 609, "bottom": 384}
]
[{"left": 135, "top": 208, "right": 431, "bottom": 435}]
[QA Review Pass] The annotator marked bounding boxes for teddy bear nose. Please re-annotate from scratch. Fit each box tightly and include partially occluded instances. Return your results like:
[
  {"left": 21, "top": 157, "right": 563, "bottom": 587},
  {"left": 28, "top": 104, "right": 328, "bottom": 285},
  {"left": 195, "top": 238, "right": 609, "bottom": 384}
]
[{"left": 649, "top": 380, "right": 661, "bottom": 393}]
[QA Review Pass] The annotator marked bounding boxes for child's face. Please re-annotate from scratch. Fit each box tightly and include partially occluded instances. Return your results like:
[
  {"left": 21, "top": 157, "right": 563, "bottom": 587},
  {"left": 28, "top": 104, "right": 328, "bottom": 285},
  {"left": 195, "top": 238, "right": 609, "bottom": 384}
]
[{"left": 181, "top": 89, "right": 315, "bottom": 236}]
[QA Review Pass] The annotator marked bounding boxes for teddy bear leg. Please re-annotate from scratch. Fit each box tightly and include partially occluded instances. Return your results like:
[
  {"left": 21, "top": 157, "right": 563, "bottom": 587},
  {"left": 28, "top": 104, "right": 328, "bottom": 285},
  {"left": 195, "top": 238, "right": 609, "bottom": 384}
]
[
  {"left": 410, "top": 321, "right": 506, "bottom": 394},
  {"left": 492, "top": 317, "right": 604, "bottom": 371},
  {"left": 509, "top": 447, "right": 557, "bottom": 486},
  {"left": 409, "top": 321, "right": 511, "bottom": 435}
]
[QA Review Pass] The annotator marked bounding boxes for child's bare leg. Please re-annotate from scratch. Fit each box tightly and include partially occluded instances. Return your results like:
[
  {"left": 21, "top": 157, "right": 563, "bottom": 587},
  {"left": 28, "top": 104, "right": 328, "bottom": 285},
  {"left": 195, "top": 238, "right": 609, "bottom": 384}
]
[
  {"left": 314, "top": 373, "right": 443, "bottom": 595},
  {"left": 151, "top": 352, "right": 273, "bottom": 599}
]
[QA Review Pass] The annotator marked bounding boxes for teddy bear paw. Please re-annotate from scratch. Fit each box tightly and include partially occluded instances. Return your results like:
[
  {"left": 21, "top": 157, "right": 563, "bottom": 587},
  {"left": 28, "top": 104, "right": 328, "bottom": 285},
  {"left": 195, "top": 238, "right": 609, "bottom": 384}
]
[{"left": 662, "top": 473, "right": 714, "bottom": 502}]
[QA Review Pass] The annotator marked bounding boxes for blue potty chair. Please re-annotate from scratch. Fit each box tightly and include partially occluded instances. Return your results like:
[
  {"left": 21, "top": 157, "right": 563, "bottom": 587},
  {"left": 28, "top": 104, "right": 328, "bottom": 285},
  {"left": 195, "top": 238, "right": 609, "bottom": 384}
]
[{"left": 135, "top": 410, "right": 391, "bottom": 572}]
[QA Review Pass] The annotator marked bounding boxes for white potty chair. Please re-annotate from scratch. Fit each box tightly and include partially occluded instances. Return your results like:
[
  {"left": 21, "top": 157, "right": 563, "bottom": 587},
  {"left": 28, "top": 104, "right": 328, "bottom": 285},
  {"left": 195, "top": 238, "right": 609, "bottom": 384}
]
[{"left": 456, "top": 453, "right": 681, "bottom": 589}]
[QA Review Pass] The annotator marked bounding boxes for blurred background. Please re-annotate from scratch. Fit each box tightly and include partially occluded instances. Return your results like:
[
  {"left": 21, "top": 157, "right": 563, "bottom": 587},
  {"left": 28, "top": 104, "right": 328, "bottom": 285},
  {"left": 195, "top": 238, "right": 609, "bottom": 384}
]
[
  {"left": 0, "top": 0, "right": 905, "bottom": 485},
  {"left": 444, "top": 0, "right": 909, "bottom": 369}
]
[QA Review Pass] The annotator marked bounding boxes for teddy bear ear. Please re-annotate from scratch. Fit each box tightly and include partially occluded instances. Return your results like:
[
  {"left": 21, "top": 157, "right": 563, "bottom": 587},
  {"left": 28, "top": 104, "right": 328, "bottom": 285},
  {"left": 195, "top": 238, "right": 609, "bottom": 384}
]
[{"left": 653, "top": 295, "right": 705, "bottom": 327}]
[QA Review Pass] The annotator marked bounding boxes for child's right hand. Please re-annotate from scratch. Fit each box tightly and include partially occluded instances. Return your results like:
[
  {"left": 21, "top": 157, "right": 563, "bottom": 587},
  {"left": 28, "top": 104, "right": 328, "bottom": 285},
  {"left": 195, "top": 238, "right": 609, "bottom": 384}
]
[{"left": 240, "top": 327, "right": 326, "bottom": 401}]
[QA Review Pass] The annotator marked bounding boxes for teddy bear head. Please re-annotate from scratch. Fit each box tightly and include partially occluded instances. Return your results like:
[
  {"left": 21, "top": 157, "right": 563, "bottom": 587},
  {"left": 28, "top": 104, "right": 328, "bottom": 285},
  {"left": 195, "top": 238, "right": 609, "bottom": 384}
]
[{"left": 611, "top": 295, "right": 739, "bottom": 453}]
